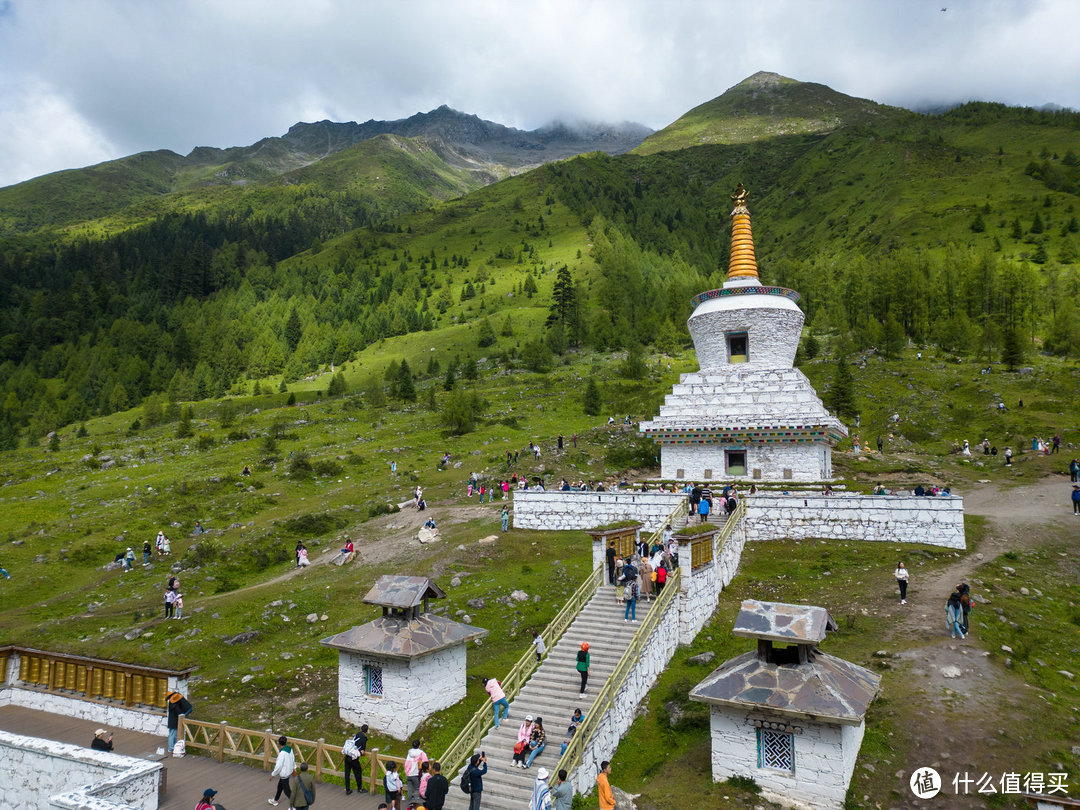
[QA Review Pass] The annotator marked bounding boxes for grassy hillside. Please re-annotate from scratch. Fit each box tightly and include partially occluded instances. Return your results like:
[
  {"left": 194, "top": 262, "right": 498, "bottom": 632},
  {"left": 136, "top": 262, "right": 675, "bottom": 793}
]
[{"left": 635, "top": 71, "right": 911, "bottom": 155}]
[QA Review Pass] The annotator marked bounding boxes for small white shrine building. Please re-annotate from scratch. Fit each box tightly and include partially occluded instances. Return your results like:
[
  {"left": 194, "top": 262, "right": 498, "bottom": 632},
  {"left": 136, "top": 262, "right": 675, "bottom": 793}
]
[
  {"left": 321, "top": 575, "right": 486, "bottom": 740},
  {"left": 689, "top": 599, "right": 880, "bottom": 810}
]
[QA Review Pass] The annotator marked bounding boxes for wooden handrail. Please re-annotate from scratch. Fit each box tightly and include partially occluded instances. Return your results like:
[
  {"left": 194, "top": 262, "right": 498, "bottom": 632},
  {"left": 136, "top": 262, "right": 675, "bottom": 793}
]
[
  {"left": 437, "top": 562, "right": 605, "bottom": 779},
  {"left": 180, "top": 716, "right": 405, "bottom": 795},
  {"left": 554, "top": 496, "right": 743, "bottom": 779}
]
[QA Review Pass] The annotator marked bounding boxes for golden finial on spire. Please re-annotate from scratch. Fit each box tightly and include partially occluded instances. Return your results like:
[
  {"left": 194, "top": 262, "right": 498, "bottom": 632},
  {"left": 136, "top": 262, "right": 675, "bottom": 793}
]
[{"left": 726, "top": 183, "right": 759, "bottom": 281}]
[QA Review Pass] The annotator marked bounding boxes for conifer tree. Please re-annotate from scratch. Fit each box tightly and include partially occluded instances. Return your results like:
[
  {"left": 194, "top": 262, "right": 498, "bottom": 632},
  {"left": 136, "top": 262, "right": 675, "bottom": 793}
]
[
  {"left": 284, "top": 308, "right": 303, "bottom": 352},
  {"left": 825, "top": 358, "right": 858, "bottom": 419},
  {"left": 477, "top": 318, "right": 496, "bottom": 347},
  {"left": 523, "top": 275, "right": 538, "bottom": 298},
  {"left": 396, "top": 360, "right": 416, "bottom": 402},
  {"left": 500, "top": 314, "right": 514, "bottom": 337},
  {"left": 443, "top": 366, "right": 456, "bottom": 391},
  {"left": 583, "top": 377, "right": 602, "bottom": 416},
  {"left": 1002, "top": 325, "right": 1025, "bottom": 370}
]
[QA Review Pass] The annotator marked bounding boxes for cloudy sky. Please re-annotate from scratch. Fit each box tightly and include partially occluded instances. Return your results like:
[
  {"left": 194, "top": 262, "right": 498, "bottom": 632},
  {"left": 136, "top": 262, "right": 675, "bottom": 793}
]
[{"left": 1, "top": 0, "right": 1077, "bottom": 188}]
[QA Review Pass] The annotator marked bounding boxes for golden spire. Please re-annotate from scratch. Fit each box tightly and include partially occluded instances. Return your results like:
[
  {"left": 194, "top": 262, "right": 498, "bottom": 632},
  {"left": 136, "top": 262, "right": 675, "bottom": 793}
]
[{"left": 726, "top": 183, "right": 759, "bottom": 281}]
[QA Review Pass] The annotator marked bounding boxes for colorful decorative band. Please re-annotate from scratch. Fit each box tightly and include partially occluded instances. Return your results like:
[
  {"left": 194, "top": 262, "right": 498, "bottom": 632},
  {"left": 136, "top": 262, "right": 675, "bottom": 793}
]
[
  {"left": 642, "top": 425, "right": 845, "bottom": 446},
  {"left": 691, "top": 286, "right": 801, "bottom": 307}
]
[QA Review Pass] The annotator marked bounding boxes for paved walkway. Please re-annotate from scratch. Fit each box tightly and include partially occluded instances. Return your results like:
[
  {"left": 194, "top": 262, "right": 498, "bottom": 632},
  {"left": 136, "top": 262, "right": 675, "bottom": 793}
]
[{"left": 0, "top": 705, "right": 383, "bottom": 809}]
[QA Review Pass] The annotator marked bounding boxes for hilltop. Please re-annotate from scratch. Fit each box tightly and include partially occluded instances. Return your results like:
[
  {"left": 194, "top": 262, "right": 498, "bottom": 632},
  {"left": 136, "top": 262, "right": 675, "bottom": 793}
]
[{"left": 635, "top": 71, "right": 910, "bottom": 154}]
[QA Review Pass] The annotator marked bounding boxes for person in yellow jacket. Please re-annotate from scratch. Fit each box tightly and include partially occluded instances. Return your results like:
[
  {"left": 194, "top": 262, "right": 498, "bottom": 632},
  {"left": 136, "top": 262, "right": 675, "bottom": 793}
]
[{"left": 597, "top": 760, "right": 615, "bottom": 810}]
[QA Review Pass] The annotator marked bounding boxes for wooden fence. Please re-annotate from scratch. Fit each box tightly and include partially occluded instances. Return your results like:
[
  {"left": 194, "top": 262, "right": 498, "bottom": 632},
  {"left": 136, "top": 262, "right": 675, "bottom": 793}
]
[{"left": 179, "top": 717, "right": 405, "bottom": 794}]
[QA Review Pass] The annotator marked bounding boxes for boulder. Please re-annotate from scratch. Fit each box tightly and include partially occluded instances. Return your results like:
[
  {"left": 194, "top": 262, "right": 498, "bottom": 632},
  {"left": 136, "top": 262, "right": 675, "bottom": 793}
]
[
  {"left": 418, "top": 527, "right": 440, "bottom": 544},
  {"left": 510, "top": 590, "right": 529, "bottom": 602},
  {"left": 687, "top": 651, "right": 716, "bottom": 665},
  {"left": 224, "top": 630, "right": 258, "bottom": 646}
]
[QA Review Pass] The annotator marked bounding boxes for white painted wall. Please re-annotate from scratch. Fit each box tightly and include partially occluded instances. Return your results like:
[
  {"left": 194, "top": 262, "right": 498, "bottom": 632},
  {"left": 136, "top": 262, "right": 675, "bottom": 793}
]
[
  {"left": 512, "top": 491, "right": 685, "bottom": 532},
  {"left": 338, "top": 645, "right": 467, "bottom": 740},
  {"left": 677, "top": 519, "right": 746, "bottom": 644},
  {"left": 513, "top": 492, "right": 965, "bottom": 549},
  {"left": 660, "top": 442, "right": 826, "bottom": 483},
  {"left": 0, "top": 687, "right": 168, "bottom": 736},
  {"left": 708, "top": 708, "right": 864, "bottom": 810},
  {"left": 0, "top": 729, "right": 161, "bottom": 810},
  {"left": 687, "top": 293, "right": 804, "bottom": 372},
  {"left": 744, "top": 494, "right": 966, "bottom": 549}
]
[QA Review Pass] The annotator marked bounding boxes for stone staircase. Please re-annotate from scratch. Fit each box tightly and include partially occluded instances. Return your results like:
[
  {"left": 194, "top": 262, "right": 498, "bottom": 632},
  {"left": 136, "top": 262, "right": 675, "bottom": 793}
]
[{"left": 443, "top": 587, "right": 659, "bottom": 809}]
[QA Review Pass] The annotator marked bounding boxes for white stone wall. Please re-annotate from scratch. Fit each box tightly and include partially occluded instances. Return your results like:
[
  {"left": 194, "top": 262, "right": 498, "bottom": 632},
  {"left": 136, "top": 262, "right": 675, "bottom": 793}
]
[
  {"left": 338, "top": 645, "right": 466, "bottom": 740},
  {"left": 677, "top": 520, "right": 747, "bottom": 644},
  {"left": 0, "top": 729, "right": 161, "bottom": 810},
  {"left": 687, "top": 294, "right": 804, "bottom": 372},
  {"left": 708, "top": 708, "right": 863, "bottom": 810},
  {"left": 744, "top": 494, "right": 966, "bottom": 549},
  {"left": 572, "top": 598, "right": 681, "bottom": 797},
  {"left": 512, "top": 491, "right": 685, "bottom": 532},
  {"left": 0, "top": 686, "right": 167, "bottom": 736},
  {"left": 660, "top": 442, "right": 826, "bottom": 483}
]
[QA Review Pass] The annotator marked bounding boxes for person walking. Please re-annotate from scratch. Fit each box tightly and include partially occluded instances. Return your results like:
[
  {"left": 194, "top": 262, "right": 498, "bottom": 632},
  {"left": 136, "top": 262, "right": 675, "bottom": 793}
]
[
  {"left": 1072, "top": 484, "right": 1080, "bottom": 515},
  {"left": 501, "top": 506, "right": 510, "bottom": 532},
  {"left": 343, "top": 724, "right": 368, "bottom": 794},
  {"left": 529, "top": 767, "right": 553, "bottom": 809},
  {"left": 267, "top": 735, "right": 295, "bottom": 806},
  {"left": 551, "top": 769, "right": 574, "bottom": 810},
  {"left": 605, "top": 541, "right": 617, "bottom": 586},
  {"left": 576, "top": 643, "right": 590, "bottom": 695},
  {"left": 894, "top": 562, "right": 909, "bottom": 605},
  {"left": 946, "top": 591, "right": 966, "bottom": 639},
  {"left": 142, "top": 540, "right": 152, "bottom": 565},
  {"left": 959, "top": 583, "right": 972, "bottom": 635},
  {"left": 697, "top": 496, "right": 710, "bottom": 524},
  {"left": 404, "top": 739, "right": 429, "bottom": 803},
  {"left": 291, "top": 762, "right": 316, "bottom": 810},
  {"left": 424, "top": 762, "right": 449, "bottom": 810},
  {"left": 484, "top": 677, "right": 510, "bottom": 728},
  {"left": 1004, "top": 446, "right": 1013, "bottom": 466},
  {"left": 597, "top": 761, "right": 615, "bottom": 810},
  {"left": 466, "top": 753, "right": 487, "bottom": 810},
  {"left": 166, "top": 690, "right": 193, "bottom": 755},
  {"left": 1070, "top": 459, "right": 1080, "bottom": 483},
  {"left": 383, "top": 761, "right": 403, "bottom": 809},
  {"left": 623, "top": 575, "right": 639, "bottom": 622},
  {"left": 531, "top": 629, "right": 547, "bottom": 663}
]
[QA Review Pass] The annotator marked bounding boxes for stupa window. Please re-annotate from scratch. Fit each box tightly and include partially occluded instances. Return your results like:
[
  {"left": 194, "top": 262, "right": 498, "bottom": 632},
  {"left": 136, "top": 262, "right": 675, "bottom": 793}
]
[
  {"left": 726, "top": 450, "right": 747, "bottom": 476},
  {"left": 758, "top": 727, "right": 795, "bottom": 773},
  {"left": 727, "top": 332, "right": 748, "bottom": 363},
  {"left": 363, "top": 663, "right": 383, "bottom": 697}
]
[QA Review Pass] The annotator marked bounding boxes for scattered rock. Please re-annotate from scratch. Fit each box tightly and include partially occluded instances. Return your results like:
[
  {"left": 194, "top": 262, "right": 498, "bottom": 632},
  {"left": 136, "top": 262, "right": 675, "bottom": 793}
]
[
  {"left": 320, "top": 614, "right": 328, "bottom": 621},
  {"left": 1002, "top": 566, "right": 1016, "bottom": 575},
  {"left": 269, "top": 600, "right": 283, "bottom": 607},
  {"left": 940, "top": 665, "right": 962, "bottom": 679},
  {"left": 478, "top": 535, "right": 499, "bottom": 544},
  {"left": 124, "top": 629, "right": 142, "bottom": 641},
  {"left": 281, "top": 615, "right": 291, "bottom": 622},
  {"left": 1019, "top": 587, "right": 1029, "bottom": 595},
  {"left": 223, "top": 630, "right": 259, "bottom": 645},
  {"left": 663, "top": 700, "right": 685, "bottom": 728},
  {"left": 1001, "top": 645, "right": 1013, "bottom": 653},
  {"left": 510, "top": 590, "right": 529, "bottom": 602},
  {"left": 1059, "top": 671, "right": 1075, "bottom": 680},
  {"left": 466, "top": 598, "right": 486, "bottom": 610},
  {"left": 306, "top": 613, "right": 319, "bottom": 623},
  {"left": 687, "top": 651, "right": 716, "bottom": 665},
  {"left": 462, "top": 614, "right": 472, "bottom": 624},
  {"left": 241, "top": 674, "right": 254, "bottom": 684},
  {"left": 450, "top": 576, "right": 462, "bottom": 588},
  {"left": 280, "top": 652, "right": 293, "bottom": 660}
]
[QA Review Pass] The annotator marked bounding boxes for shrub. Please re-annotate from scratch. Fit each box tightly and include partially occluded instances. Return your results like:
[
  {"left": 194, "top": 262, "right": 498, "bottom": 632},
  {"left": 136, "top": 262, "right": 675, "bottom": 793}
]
[
  {"left": 281, "top": 512, "right": 348, "bottom": 537},
  {"left": 288, "top": 449, "right": 313, "bottom": 478},
  {"left": 313, "top": 459, "right": 343, "bottom": 477},
  {"left": 195, "top": 435, "right": 216, "bottom": 451}
]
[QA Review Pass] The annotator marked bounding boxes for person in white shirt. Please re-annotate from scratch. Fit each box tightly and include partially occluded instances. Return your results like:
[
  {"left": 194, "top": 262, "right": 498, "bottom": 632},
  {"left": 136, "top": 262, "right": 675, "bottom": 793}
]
[
  {"left": 268, "top": 736, "right": 295, "bottom": 806},
  {"left": 894, "top": 562, "right": 909, "bottom": 605}
]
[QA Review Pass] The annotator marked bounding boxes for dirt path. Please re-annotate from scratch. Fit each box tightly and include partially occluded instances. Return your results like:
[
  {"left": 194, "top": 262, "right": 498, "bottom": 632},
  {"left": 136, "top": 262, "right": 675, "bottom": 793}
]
[
  {"left": 199, "top": 500, "right": 496, "bottom": 603},
  {"left": 873, "top": 474, "right": 1074, "bottom": 808}
]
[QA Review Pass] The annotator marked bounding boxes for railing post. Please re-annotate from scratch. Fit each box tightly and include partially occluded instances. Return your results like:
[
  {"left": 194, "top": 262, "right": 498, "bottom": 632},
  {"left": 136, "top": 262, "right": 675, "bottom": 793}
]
[
  {"left": 218, "top": 721, "right": 227, "bottom": 762},
  {"left": 316, "top": 738, "right": 324, "bottom": 779},
  {"left": 369, "top": 748, "right": 379, "bottom": 794},
  {"left": 264, "top": 730, "right": 272, "bottom": 771}
]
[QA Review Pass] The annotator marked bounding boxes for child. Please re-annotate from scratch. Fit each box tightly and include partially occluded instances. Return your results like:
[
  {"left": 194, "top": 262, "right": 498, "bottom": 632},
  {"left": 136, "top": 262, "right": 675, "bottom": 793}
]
[
  {"left": 531, "top": 629, "right": 546, "bottom": 663},
  {"left": 173, "top": 592, "right": 183, "bottom": 619},
  {"left": 297, "top": 547, "right": 310, "bottom": 567}
]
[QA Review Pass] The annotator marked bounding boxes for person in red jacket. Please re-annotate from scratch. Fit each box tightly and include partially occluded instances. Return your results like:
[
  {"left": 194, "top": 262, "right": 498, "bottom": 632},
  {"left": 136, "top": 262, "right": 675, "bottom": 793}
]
[{"left": 194, "top": 787, "right": 219, "bottom": 810}]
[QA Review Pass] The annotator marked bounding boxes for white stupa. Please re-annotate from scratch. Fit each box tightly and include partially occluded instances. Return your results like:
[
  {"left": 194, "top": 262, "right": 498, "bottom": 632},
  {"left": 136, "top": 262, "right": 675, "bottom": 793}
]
[{"left": 640, "top": 184, "right": 846, "bottom": 483}]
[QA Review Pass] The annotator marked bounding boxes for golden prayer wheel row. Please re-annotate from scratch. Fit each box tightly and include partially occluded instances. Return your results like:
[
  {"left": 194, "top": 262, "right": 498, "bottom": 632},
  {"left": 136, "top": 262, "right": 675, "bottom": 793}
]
[{"left": 17, "top": 652, "right": 168, "bottom": 707}]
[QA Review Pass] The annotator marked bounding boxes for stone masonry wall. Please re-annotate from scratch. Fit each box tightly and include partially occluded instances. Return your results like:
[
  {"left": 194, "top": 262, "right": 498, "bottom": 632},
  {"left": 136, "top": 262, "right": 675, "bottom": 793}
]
[
  {"left": 688, "top": 298, "right": 804, "bottom": 372},
  {"left": 744, "top": 494, "right": 966, "bottom": 549},
  {"left": 0, "top": 729, "right": 161, "bottom": 810},
  {"left": 513, "top": 491, "right": 684, "bottom": 532},
  {"left": 573, "top": 598, "right": 681, "bottom": 797},
  {"left": 0, "top": 686, "right": 167, "bottom": 737},
  {"left": 338, "top": 645, "right": 466, "bottom": 740},
  {"left": 677, "top": 519, "right": 747, "bottom": 645},
  {"left": 660, "top": 442, "right": 826, "bottom": 483},
  {"left": 708, "top": 708, "right": 862, "bottom": 810}
]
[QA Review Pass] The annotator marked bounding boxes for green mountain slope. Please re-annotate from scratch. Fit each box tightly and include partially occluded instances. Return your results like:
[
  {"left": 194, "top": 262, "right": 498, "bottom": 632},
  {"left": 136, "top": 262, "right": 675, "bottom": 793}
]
[{"left": 635, "top": 71, "right": 911, "bottom": 155}]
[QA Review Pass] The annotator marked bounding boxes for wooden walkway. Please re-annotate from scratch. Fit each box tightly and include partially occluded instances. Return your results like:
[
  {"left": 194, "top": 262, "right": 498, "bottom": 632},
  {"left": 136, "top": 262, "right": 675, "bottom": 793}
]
[{"left": 0, "top": 705, "right": 384, "bottom": 809}]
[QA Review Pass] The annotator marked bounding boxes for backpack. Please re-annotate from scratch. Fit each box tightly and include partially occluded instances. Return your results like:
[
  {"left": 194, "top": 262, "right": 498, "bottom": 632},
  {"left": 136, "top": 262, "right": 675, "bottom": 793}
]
[
  {"left": 460, "top": 765, "right": 473, "bottom": 794},
  {"left": 342, "top": 736, "right": 360, "bottom": 759}
]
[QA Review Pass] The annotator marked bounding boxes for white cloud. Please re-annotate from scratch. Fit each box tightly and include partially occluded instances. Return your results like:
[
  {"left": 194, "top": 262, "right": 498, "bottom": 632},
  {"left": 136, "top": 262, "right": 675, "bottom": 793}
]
[
  {"left": 0, "top": 0, "right": 1078, "bottom": 187},
  {"left": 0, "top": 80, "right": 115, "bottom": 187}
]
